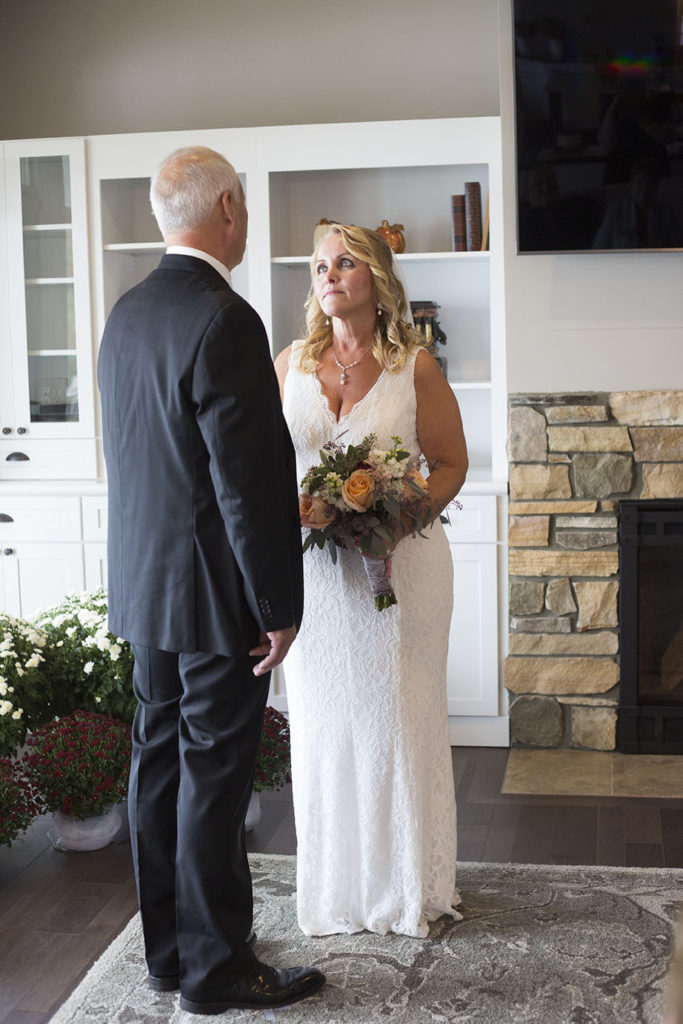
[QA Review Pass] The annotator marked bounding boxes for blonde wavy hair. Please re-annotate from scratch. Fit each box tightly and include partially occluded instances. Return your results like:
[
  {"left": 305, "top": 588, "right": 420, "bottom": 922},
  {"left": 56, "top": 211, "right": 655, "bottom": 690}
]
[{"left": 296, "top": 224, "right": 423, "bottom": 374}]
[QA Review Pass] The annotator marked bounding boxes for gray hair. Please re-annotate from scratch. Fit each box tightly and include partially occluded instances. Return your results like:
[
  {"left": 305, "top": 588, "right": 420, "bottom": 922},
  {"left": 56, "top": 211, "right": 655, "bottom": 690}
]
[{"left": 150, "top": 146, "right": 242, "bottom": 236}]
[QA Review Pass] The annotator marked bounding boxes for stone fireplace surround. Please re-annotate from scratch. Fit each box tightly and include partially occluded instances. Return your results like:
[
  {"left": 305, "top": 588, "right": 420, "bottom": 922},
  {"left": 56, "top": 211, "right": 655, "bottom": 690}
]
[{"left": 505, "top": 390, "right": 683, "bottom": 751}]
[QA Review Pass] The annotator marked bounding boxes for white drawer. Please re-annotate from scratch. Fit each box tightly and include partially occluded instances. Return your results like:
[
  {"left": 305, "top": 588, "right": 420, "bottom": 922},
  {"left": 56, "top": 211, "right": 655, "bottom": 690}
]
[
  {"left": 442, "top": 494, "right": 498, "bottom": 543},
  {"left": 82, "top": 495, "right": 108, "bottom": 540},
  {"left": 0, "top": 439, "right": 97, "bottom": 480},
  {"left": 0, "top": 495, "right": 82, "bottom": 542}
]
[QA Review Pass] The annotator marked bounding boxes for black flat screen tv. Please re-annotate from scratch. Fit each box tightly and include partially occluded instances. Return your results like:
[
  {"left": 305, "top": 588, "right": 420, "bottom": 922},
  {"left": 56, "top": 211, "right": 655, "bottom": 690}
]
[{"left": 513, "top": 0, "right": 683, "bottom": 253}]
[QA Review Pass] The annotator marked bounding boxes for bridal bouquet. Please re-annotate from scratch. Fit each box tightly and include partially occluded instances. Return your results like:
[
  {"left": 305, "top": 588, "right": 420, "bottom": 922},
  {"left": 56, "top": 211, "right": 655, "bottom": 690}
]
[{"left": 299, "top": 434, "right": 431, "bottom": 610}]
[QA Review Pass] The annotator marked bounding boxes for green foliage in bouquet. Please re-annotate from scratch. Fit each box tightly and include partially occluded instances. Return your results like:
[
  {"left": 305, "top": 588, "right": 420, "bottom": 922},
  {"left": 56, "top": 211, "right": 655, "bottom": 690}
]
[
  {"left": 253, "top": 706, "right": 291, "bottom": 793},
  {"left": 0, "top": 757, "right": 42, "bottom": 847},
  {"left": 35, "top": 589, "right": 136, "bottom": 724},
  {"left": 0, "top": 614, "right": 52, "bottom": 757},
  {"left": 23, "top": 710, "right": 131, "bottom": 820}
]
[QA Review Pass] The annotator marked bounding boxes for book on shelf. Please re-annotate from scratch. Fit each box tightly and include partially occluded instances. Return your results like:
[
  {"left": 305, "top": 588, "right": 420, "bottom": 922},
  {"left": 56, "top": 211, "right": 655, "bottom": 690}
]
[
  {"left": 464, "top": 181, "right": 482, "bottom": 252},
  {"left": 451, "top": 194, "right": 466, "bottom": 252},
  {"left": 480, "top": 195, "right": 490, "bottom": 251}
]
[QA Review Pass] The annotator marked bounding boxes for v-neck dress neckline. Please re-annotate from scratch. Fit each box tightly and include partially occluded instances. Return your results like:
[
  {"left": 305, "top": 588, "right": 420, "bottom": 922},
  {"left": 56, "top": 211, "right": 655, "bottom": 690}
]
[{"left": 313, "top": 369, "right": 386, "bottom": 425}]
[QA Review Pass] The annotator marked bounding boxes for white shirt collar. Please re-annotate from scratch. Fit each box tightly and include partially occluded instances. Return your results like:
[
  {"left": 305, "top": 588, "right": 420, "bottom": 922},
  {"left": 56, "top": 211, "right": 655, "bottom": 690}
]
[{"left": 166, "top": 245, "right": 232, "bottom": 287}]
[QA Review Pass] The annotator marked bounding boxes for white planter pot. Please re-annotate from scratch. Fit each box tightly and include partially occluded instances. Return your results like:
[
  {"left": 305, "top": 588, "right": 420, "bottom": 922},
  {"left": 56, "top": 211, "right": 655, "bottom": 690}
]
[{"left": 48, "top": 804, "right": 121, "bottom": 852}]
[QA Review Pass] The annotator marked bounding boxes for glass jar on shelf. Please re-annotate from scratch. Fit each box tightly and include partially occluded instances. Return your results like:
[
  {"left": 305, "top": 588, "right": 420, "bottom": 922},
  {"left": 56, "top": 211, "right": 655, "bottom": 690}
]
[{"left": 410, "top": 300, "right": 447, "bottom": 378}]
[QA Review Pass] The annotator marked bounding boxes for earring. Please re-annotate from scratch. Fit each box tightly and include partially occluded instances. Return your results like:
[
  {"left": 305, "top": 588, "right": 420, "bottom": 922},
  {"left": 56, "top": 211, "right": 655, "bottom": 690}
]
[
  {"left": 325, "top": 316, "right": 330, "bottom": 325},
  {"left": 376, "top": 304, "right": 382, "bottom": 316}
]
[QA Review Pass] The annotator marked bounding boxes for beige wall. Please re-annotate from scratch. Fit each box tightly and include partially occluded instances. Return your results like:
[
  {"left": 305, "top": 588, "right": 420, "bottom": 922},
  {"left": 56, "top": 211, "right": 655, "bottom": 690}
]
[
  {"left": 498, "top": 1, "right": 683, "bottom": 393},
  {"left": 0, "top": 0, "right": 500, "bottom": 139},
  {"left": 3, "top": 0, "right": 680, "bottom": 395}
]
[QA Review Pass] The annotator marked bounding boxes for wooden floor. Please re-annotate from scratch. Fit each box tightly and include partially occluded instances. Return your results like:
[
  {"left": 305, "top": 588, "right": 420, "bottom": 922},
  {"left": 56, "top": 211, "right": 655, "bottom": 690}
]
[{"left": 1, "top": 746, "right": 682, "bottom": 1023}]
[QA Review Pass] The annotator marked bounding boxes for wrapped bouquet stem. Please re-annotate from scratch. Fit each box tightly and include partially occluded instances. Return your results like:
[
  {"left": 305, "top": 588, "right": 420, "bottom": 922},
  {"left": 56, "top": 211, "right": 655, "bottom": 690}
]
[
  {"left": 299, "top": 434, "right": 432, "bottom": 612},
  {"left": 361, "top": 554, "right": 396, "bottom": 611}
]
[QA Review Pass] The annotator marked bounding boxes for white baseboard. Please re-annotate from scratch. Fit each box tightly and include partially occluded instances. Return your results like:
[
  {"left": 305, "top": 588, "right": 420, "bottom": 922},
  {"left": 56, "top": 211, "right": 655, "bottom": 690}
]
[{"left": 449, "top": 716, "right": 510, "bottom": 747}]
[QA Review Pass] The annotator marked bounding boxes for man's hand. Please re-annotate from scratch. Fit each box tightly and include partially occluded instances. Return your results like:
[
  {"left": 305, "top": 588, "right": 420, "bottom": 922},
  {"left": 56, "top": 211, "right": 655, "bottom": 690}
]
[{"left": 249, "top": 625, "right": 297, "bottom": 676}]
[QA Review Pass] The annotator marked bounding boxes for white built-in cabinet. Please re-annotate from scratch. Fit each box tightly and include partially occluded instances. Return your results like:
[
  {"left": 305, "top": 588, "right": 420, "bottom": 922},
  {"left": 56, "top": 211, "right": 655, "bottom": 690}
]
[
  {"left": 254, "top": 120, "right": 507, "bottom": 485},
  {"left": 444, "top": 492, "right": 508, "bottom": 746},
  {"left": 1, "top": 119, "right": 509, "bottom": 744},
  {"left": 1, "top": 138, "right": 96, "bottom": 479},
  {"left": 81, "top": 494, "right": 108, "bottom": 591},
  {"left": 0, "top": 488, "right": 108, "bottom": 617},
  {"left": 0, "top": 491, "right": 87, "bottom": 617}
]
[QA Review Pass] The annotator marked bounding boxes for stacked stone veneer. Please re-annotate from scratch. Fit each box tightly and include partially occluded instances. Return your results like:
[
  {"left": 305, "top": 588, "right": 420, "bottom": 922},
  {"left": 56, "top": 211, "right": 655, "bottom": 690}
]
[{"left": 506, "top": 390, "right": 683, "bottom": 751}]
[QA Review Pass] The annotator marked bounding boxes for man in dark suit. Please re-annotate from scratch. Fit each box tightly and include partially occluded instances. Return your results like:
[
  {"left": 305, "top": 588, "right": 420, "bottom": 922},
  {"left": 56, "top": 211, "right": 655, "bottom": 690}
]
[{"left": 97, "top": 146, "right": 324, "bottom": 1015}]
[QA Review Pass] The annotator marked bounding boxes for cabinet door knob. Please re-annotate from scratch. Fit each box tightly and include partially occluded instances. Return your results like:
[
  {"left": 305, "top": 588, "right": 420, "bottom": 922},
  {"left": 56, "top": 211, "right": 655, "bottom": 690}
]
[
  {"left": 1, "top": 427, "right": 11, "bottom": 435},
  {"left": 16, "top": 427, "right": 27, "bottom": 435},
  {"left": 5, "top": 452, "right": 29, "bottom": 461},
  {"left": 0, "top": 514, "right": 13, "bottom": 523},
  {"left": 3, "top": 548, "right": 14, "bottom": 556}
]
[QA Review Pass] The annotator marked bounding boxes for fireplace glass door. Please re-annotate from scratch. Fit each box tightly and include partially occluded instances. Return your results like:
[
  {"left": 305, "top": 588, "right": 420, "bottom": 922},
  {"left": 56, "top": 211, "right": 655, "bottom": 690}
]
[{"left": 618, "top": 500, "right": 683, "bottom": 754}]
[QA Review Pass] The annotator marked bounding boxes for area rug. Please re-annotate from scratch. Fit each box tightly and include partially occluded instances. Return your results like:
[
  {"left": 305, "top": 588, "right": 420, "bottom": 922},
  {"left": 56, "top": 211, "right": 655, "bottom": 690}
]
[{"left": 49, "top": 854, "right": 683, "bottom": 1024}]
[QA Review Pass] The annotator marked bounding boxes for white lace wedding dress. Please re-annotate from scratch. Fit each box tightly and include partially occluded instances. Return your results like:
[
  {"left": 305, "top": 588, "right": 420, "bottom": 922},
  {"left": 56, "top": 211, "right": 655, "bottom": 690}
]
[{"left": 282, "top": 342, "right": 461, "bottom": 938}]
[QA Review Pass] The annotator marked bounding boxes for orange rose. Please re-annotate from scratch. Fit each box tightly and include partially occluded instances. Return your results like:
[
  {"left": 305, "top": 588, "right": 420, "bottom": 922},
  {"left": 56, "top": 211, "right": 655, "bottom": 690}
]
[
  {"left": 299, "top": 493, "right": 336, "bottom": 528},
  {"left": 341, "top": 469, "right": 375, "bottom": 512}
]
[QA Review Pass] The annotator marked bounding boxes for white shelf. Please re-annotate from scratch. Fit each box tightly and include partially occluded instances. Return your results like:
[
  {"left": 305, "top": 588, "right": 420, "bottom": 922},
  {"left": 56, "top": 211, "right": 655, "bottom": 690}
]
[
  {"left": 25, "top": 277, "right": 74, "bottom": 285},
  {"left": 450, "top": 380, "right": 492, "bottom": 390},
  {"left": 23, "top": 223, "right": 72, "bottom": 233},
  {"left": 104, "top": 242, "right": 164, "bottom": 254},
  {"left": 271, "top": 251, "right": 489, "bottom": 266},
  {"left": 28, "top": 349, "right": 75, "bottom": 357},
  {"left": 398, "top": 251, "right": 489, "bottom": 262}
]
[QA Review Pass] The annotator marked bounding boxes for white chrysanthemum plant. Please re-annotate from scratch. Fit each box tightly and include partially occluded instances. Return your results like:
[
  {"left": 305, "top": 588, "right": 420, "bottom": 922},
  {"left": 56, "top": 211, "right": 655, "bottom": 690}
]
[
  {"left": 0, "top": 614, "right": 49, "bottom": 757},
  {"left": 34, "top": 588, "right": 136, "bottom": 727}
]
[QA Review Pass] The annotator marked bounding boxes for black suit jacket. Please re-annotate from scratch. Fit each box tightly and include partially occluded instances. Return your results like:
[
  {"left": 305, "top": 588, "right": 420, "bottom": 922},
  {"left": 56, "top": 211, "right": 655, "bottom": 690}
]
[{"left": 97, "top": 254, "right": 303, "bottom": 656}]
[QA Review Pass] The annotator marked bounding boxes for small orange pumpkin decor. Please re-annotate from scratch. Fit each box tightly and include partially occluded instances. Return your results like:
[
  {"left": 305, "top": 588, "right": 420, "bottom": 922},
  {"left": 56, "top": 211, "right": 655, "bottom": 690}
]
[{"left": 375, "top": 220, "right": 405, "bottom": 253}]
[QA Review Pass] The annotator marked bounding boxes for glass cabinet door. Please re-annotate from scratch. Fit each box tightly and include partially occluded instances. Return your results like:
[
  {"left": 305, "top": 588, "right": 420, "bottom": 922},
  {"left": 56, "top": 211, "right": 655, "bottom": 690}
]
[
  {"left": 0, "top": 146, "right": 13, "bottom": 434},
  {"left": 4, "top": 139, "right": 93, "bottom": 439}
]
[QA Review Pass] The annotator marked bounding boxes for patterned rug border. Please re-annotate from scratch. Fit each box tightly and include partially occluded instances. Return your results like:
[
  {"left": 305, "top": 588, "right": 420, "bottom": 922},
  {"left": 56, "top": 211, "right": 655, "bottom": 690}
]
[{"left": 49, "top": 854, "right": 683, "bottom": 1024}]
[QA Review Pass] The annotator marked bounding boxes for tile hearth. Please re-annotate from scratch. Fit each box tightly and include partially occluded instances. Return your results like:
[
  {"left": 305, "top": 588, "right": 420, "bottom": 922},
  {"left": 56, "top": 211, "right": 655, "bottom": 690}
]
[{"left": 503, "top": 748, "right": 683, "bottom": 798}]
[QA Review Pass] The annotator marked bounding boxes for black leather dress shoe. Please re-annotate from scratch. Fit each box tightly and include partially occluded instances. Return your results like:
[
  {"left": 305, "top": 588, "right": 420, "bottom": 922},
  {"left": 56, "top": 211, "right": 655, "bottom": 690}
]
[
  {"left": 179, "top": 960, "right": 325, "bottom": 1014},
  {"left": 147, "top": 930, "right": 258, "bottom": 993}
]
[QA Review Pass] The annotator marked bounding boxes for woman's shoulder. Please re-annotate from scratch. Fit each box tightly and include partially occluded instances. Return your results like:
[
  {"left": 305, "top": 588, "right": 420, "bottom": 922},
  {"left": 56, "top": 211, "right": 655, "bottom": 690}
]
[
  {"left": 413, "top": 345, "right": 451, "bottom": 392},
  {"left": 276, "top": 339, "right": 304, "bottom": 363},
  {"left": 274, "top": 341, "right": 307, "bottom": 392},
  {"left": 413, "top": 345, "right": 439, "bottom": 375},
  {"left": 273, "top": 344, "right": 291, "bottom": 375},
  {"left": 393, "top": 342, "right": 428, "bottom": 378},
  {"left": 273, "top": 343, "right": 292, "bottom": 395}
]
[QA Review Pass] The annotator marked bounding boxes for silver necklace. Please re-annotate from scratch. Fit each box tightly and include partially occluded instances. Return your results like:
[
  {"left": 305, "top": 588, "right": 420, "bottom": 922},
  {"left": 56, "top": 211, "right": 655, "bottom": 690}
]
[{"left": 332, "top": 347, "right": 369, "bottom": 385}]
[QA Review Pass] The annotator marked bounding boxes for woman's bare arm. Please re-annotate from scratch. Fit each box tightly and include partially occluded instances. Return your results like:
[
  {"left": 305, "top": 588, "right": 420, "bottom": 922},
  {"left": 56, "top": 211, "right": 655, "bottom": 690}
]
[
  {"left": 414, "top": 348, "right": 469, "bottom": 519},
  {"left": 273, "top": 345, "right": 292, "bottom": 403}
]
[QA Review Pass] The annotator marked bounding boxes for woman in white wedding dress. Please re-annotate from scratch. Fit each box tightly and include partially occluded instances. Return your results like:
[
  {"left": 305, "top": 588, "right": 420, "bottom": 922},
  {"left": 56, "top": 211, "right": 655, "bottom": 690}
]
[{"left": 274, "top": 224, "right": 468, "bottom": 938}]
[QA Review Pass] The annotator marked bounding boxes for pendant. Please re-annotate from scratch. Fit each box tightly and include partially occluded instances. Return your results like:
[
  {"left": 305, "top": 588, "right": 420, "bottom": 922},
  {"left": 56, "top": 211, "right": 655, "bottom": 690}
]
[{"left": 340, "top": 371, "right": 347, "bottom": 385}]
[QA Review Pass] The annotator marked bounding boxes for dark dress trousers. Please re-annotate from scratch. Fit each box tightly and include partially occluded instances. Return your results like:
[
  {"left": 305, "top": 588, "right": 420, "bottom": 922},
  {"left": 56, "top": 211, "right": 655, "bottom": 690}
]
[{"left": 97, "top": 254, "right": 303, "bottom": 999}]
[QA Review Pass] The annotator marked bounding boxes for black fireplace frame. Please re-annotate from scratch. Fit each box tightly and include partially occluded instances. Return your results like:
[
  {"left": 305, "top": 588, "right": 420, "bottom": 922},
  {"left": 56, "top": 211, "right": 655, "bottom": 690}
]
[{"left": 618, "top": 499, "right": 683, "bottom": 755}]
